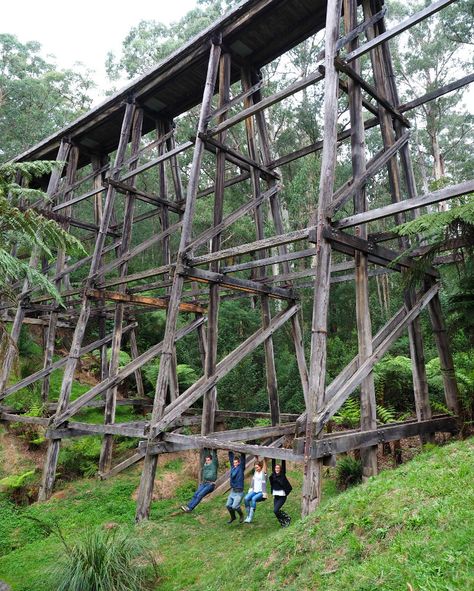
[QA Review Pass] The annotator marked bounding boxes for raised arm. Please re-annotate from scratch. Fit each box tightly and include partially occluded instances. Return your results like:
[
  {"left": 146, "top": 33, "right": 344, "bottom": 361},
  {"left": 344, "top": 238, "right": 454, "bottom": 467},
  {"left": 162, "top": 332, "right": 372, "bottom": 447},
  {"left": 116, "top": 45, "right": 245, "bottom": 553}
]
[
  {"left": 271, "top": 458, "right": 276, "bottom": 473},
  {"left": 212, "top": 448, "right": 218, "bottom": 468},
  {"left": 229, "top": 450, "right": 234, "bottom": 465},
  {"left": 262, "top": 458, "right": 268, "bottom": 473},
  {"left": 240, "top": 453, "right": 246, "bottom": 472},
  {"left": 281, "top": 460, "right": 286, "bottom": 475}
]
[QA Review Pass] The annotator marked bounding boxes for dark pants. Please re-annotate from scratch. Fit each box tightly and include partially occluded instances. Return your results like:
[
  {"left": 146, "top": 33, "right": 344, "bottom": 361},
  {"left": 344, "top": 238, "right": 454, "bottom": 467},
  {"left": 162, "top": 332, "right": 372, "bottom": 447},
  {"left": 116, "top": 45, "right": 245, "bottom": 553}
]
[
  {"left": 273, "top": 495, "right": 287, "bottom": 514},
  {"left": 187, "top": 482, "right": 215, "bottom": 510},
  {"left": 273, "top": 495, "right": 290, "bottom": 525}
]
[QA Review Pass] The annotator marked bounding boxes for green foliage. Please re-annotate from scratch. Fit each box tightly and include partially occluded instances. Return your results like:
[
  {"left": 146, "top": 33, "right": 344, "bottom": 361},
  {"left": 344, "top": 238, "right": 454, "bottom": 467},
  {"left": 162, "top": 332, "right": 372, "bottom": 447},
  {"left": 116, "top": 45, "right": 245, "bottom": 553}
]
[
  {"left": 336, "top": 456, "right": 363, "bottom": 490},
  {"left": 0, "top": 470, "right": 37, "bottom": 505},
  {"left": 57, "top": 437, "right": 102, "bottom": 480},
  {"left": 0, "top": 34, "right": 93, "bottom": 162},
  {"left": 51, "top": 527, "right": 157, "bottom": 591},
  {"left": 143, "top": 359, "right": 198, "bottom": 394},
  {"left": 333, "top": 396, "right": 360, "bottom": 428}
]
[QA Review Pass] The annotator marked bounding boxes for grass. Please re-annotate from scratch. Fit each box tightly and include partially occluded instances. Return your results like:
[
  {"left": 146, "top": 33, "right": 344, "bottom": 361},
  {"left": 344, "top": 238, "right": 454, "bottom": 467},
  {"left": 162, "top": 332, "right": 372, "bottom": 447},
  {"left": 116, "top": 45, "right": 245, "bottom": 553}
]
[{"left": 0, "top": 439, "right": 473, "bottom": 591}]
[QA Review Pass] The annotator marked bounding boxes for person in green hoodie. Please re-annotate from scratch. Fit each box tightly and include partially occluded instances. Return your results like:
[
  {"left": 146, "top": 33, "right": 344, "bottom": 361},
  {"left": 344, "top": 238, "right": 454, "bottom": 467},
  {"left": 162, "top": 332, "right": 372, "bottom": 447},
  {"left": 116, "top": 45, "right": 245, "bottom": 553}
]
[{"left": 181, "top": 449, "right": 218, "bottom": 512}]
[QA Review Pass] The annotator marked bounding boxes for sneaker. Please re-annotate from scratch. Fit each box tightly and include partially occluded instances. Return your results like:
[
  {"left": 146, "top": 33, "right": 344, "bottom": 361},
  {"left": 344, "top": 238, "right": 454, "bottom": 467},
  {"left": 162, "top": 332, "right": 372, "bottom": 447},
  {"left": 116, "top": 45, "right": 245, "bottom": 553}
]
[
  {"left": 227, "top": 517, "right": 236, "bottom": 524},
  {"left": 181, "top": 505, "right": 190, "bottom": 513}
]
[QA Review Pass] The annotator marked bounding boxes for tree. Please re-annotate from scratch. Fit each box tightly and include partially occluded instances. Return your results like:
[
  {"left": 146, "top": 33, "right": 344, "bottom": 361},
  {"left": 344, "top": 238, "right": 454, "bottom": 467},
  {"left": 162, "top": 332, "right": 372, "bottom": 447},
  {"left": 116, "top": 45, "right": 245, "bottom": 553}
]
[{"left": 0, "top": 34, "right": 94, "bottom": 162}]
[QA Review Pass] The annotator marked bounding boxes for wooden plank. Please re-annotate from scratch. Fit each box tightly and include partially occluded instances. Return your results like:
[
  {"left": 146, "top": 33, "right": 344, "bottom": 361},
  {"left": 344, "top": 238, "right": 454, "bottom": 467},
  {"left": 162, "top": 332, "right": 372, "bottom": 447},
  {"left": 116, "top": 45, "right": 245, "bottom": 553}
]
[
  {"left": 313, "top": 283, "right": 440, "bottom": 435},
  {"left": 328, "top": 131, "right": 411, "bottom": 216},
  {"left": 399, "top": 73, "right": 474, "bottom": 113},
  {"left": 0, "top": 323, "right": 136, "bottom": 400},
  {"left": 335, "top": 58, "right": 410, "bottom": 127},
  {"left": 188, "top": 227, "right": 312, "bottom": 266},
  {"left": 118, "top": 141, "right": 194, "bottom": 182},
  {"left": 150, "top": 304, "right": 299, "bottom": 436},
  {"left": 208, "top": 68, "right": 325, "bottom": 137},
  {"left": 294, "top": 415, "right": 458, "bottom": 458},
  {"left": 100, "top": 450, "right": 146, "bottom": 480},
  {"left": 345, "top": 0, "right": 457, "bottom": 62},
  {"left": 180, "top": 266, "right": 297, "bottom": 300},
  {"left": 51, "top": 316, "right": 206, "bottom": 426},
  {"left": 334, "top": 180, "right": 474, "bottom": 229},
  {"left": 86, "top": 289, "right": 206, "bottom": 314},
  {"left": 222, "top": 247, "right": 316, "bottom": 274},
  {"left": 144, "top": 433, "right": 302, "bottom": 461}
]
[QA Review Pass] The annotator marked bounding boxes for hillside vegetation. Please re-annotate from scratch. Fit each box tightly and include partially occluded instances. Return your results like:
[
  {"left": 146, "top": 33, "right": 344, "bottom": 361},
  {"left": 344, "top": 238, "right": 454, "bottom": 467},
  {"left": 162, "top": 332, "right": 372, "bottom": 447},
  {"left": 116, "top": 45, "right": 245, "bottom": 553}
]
[{"left": 0, "top": 438, "right": 472, "bottom": 590}]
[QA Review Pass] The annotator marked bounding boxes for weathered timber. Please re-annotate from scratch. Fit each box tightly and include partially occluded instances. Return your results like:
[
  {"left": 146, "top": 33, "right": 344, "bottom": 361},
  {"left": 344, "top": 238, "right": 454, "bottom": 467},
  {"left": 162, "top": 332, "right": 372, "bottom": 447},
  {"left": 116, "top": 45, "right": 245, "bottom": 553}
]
[
  {"left": 345, "top": 0, "right": 456, "bottom": 62},
  {"left": 334, "top": 58, "right": 410, "bottom": 127},
  {"left": 188, "top": 227, "right": 312, "bottom": 266},
  {"left": 303, "top": 0, "right": 342, "bottom": 517},
  {"left": 324, "top": 227, "right": 439, "bottom": 277},
  {"left": 313, "top": 283, "right": 440, "bottom": 435},
  {"left": 399, "top": 73, "right": 474, "bottom": 113},
  {"left": 294, "top": 415, "right": 458, "bottom": 458},
  {"left": 0, "top": 323, "right": 136, "bottom": 400},
  {"left": 51, "top": 316, "right": 206, "bottom": 427},
  {"left": 86, "top": 289, "right": 205, "bottom": 314},
  {"left": 180, "top": 265, "right": 297, "bottom": 301},
  {"left": 208, "top": 68, "right": 325, "bottom": 137},
  {"left": 328, "top": 131, "right": 410, "bottom": 216},
  {"left": 335, "top": 180, "right": 474, "bottom": 230}
]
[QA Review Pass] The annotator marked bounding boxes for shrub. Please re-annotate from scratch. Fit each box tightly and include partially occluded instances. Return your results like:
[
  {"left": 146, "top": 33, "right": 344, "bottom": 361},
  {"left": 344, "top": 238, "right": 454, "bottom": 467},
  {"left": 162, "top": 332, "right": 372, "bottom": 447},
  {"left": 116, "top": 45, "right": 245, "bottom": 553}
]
[
  {"left": 51, "top": 527, "right": 157, "bottom": 591},
  {"left": 336, "top": 455, "right": 363, "bottom": 490},
  {"left": 57, "top": 436, "right": 102, "bottom": 479},
  {"left": 0, "top": 470, "right": 38, "bottom": 505}
]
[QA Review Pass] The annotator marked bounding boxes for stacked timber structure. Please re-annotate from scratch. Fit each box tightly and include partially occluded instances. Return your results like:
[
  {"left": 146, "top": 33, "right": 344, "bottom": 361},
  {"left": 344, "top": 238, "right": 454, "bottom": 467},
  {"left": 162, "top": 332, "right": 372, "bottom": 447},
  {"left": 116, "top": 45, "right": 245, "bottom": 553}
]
[{"left": 1, "top": 0, "right": 471, "bottom": 520}]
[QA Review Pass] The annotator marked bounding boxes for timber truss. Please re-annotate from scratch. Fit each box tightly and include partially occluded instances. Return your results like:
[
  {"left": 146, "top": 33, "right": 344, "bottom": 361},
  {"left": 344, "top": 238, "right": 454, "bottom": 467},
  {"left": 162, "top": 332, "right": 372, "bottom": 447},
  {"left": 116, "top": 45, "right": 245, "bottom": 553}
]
[{"left": 1, "top": 0, "right": 471, "bottom": 520}]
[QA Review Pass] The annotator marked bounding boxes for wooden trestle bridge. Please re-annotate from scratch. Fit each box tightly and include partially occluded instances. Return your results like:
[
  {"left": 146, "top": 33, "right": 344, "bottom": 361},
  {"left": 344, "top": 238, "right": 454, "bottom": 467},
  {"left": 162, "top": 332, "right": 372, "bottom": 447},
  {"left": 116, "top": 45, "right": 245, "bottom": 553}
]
[{"left": 1, "top": 0, "right": 472, "bottom": 521}]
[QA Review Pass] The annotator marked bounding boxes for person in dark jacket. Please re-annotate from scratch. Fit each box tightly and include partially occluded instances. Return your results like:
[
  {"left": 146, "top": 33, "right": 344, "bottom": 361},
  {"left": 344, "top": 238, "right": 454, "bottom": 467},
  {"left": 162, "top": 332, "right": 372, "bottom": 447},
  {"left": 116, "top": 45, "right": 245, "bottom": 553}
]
[
  {"left": 225, "top": 451, "right": 246, "bottom": 523},
  {"left": 181, "top": 449, "right": 218, "bottom": 512},
  {"left": 269, "top": 459, "right": 292, "bottom": 526}
]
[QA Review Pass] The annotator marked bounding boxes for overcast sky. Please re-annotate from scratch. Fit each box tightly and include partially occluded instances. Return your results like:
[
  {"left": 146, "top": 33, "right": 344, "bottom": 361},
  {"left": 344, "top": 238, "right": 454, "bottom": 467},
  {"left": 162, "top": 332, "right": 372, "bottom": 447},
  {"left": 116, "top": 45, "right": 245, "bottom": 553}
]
[{"left": 2, "top": 0, "right": 199, "bottom": 103}]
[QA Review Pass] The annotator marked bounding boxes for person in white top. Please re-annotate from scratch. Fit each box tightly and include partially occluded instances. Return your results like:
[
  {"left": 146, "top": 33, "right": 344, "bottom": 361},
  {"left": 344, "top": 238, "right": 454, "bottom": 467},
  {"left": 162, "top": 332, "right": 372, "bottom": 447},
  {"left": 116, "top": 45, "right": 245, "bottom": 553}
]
[{"left": 243, "top": 458, "right": 267, "bottom": 523}]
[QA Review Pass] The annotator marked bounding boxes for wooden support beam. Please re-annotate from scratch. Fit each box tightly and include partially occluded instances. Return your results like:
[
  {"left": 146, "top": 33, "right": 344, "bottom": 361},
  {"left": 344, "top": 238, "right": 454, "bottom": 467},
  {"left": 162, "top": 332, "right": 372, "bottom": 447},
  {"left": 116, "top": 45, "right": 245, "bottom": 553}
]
[
  {"left": 334, "top": 180, "right": 474, "bottom": 229},
  {"left": 294, "top": 415, "right": 458, "bottom": 458},
  {"left": 146, "top": 433, "right": 302, "bottom": 461},
  {"left": 180, "top": 266, "right": 297, "bottom": 300},
  {"left": 0, "top": 323, "right": 136, "bottom": 400},
  {"left": 313, "top": 283, "right": 440, "bottom": 435},
  {"left": 209, "top": 78, "right": 263, "bottom": 121},
  {"left": 207, "top": 68, "right": 324, "bottom": 137},
  {"left": 51, "top": 316, "right": 206, "bottom": 426},
  {"left": 323, "top": 227, "right": 439, "bottom": 277},
  {"left": 107, "top": 179, "right": 184, "bottom": 213},
  {"left": 328, "top": 131, "right": 411, "bottom": 216},
  {"left": 222, "top": 247, "right": 316, "bottom": 274},
  {"left": 150, "top": 304, "right": 299, "bottom": 436},
  {"left": 118, "top": 141, "right": 194, "bottom": 182},
  {"left": 345, "top": 0, "right": 457, "bottom": 62},
  {"left": 97, "top": 264, "right": 174, "bottom": 290},
  {"left": 188, "top": 227, "right": 312, "bottom": 266},
  {"left": 86, "top": 289, "right": 206, "bottom": 314},
  {"left": 399, "top": 73, "right": 474, "bottom": 113},
  {"left": 334, "top": 58, "right": 410, "bottom": 127}
]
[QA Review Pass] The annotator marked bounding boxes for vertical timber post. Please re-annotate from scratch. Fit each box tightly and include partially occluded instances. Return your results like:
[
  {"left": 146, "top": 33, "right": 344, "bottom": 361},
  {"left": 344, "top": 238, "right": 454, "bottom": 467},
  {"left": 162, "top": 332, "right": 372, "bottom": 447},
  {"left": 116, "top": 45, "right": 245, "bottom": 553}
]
[
  {"left": 135, "top": 38, "right": 222, "bottom": 522},
  {"left": 202, "top": 51, "right": 231, "bottom": 437},
  {"left": 39, "top": 101, "right": 136, "bottom": 501},
  {"left": 302, "top": 0, "right": 342, "bottom": 517},
  {"left": 344, "top": 0, "right": 378, "bottom": 478}
]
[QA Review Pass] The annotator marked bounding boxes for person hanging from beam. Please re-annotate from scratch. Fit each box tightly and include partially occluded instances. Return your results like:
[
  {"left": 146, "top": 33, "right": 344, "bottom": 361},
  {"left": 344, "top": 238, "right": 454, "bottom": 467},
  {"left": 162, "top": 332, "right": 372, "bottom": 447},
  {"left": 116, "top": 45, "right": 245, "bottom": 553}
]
[
  {"left": 225, "top": 451, "right": 246, "bottom": 524},
  {"left": 181, "top": 449, "right": 218, "bottom": 513},
  {"left": 243, "top": 457, "right": 268, "bottom": 523},
  {"left": 269, "top": 459, "right": 292, "bottom": 527}
]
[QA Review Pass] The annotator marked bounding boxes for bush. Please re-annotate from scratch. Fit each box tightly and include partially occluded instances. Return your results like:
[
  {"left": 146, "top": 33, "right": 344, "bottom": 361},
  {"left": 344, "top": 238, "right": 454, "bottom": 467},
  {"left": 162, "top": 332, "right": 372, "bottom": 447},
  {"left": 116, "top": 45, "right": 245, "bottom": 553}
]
[
  {"left": 51, "top": 527, "right": 157, "bottom": 591},
  {"left": 336, "top": 456, "right": 363, "bottom": 490},
  {"left": 0, "top": 470, "right": 38, "bottom": 505},
  {"left": 57, "top": 436, "right": 102, "bottom": 479}
]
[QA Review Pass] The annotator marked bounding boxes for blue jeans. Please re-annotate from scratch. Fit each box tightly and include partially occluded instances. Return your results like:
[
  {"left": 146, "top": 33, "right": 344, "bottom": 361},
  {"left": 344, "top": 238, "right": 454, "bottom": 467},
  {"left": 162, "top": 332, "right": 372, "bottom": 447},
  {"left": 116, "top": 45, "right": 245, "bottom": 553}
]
[
  {"left": 187, "top": 482, "right": 215, "bottom": 510},
  {"left": 226, "top": 489, "right": 244, "bottom": 510},
  {"left": 244, "top": 491, "right": 264, "bottom": 509}
]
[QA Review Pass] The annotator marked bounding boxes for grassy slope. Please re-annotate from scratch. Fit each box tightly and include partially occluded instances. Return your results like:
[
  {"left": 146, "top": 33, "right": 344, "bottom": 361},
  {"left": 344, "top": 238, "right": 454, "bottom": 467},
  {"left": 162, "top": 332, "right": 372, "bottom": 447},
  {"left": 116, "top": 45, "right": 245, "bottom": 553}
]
[{"left": 0, "top": 439, "right": 473, "bottom": 591}]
